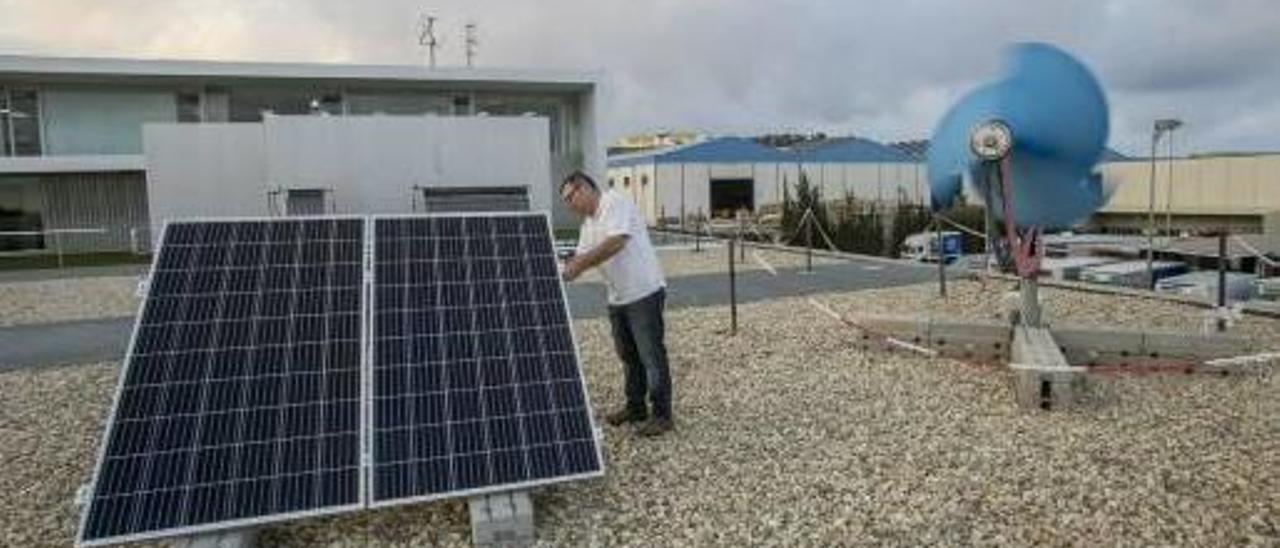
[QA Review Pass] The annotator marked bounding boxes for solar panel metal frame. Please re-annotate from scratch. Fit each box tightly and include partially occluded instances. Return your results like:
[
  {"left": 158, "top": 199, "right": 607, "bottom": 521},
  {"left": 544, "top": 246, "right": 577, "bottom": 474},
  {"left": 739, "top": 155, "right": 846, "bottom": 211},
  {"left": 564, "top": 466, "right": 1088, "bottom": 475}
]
[
  {"left": 77, "top": 215, "right": 370, "bottom": 547},
  {"left": 365, "top": 211, "right": 605, "bottom": 509}
]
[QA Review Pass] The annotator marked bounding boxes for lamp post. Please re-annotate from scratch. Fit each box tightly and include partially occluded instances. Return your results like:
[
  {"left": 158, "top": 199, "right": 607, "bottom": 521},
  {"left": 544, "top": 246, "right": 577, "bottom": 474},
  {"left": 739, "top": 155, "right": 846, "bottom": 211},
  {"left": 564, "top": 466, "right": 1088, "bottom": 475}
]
[{"left": 1147, "top": 118, "right": 1182, "bottom": 288}]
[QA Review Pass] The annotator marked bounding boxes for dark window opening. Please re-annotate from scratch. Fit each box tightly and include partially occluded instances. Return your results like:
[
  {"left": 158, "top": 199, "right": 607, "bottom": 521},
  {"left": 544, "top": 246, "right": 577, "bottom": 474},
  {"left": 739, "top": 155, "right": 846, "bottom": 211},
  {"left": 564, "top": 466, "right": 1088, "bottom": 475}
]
[
  {"left": 710, "top": 178, "right": 754, "bottom": 219},
  {"left": 285, "top": 189, "right": 329, "bottom": 216},
  {"left": 176, "top": 92, "right": 201, "bottom": 123},
  {"left": 418, "top": 186, "right": 529, "bottom": 213}
]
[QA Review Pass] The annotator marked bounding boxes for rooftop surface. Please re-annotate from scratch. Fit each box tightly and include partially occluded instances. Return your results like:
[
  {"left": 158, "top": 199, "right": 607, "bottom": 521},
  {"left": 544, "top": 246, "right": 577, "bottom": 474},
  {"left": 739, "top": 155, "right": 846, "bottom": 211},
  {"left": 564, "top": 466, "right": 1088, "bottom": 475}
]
[{"left": 2, "top": 247, "right": 1278, "bottom": 546}]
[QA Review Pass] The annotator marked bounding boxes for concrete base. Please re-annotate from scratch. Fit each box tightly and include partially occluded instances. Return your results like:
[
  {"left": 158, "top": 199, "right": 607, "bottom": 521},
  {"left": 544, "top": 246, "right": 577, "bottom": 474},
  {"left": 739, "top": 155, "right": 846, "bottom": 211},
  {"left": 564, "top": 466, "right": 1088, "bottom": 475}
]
[
  {"left": 1011, "top": 325, "right": 1087, "bottom": 410},
  {"left": 174, "top": 529, "right": 257, "bottom": 548},
  {"left": 848, "top": 314, "right": 1011, "bottom": 363},
  {"left": 470, "top": 491, "right": 535, "bottom": 547},
  {"left": 1052, "top": 324, "right": 1261, "bottom": 367}
]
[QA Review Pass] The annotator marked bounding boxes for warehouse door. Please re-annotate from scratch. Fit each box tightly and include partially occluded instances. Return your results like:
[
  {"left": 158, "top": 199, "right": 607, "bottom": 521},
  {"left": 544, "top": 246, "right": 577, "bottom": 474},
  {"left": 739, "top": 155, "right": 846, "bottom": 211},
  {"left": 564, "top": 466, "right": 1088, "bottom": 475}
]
[
  {"left": 710, "top": 178, "right": 753, "bottom": 218},
  {"left": 419, "top": 186, "right": 530, "bottom": 213}
]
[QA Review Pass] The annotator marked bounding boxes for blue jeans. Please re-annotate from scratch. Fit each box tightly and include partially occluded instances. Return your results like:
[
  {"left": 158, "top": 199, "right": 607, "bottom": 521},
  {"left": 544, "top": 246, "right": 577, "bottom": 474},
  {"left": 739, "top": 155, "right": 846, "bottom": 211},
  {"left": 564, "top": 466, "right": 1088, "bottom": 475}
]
[{"left": 607, "top": 288, "right": 672, "bottom": 420}]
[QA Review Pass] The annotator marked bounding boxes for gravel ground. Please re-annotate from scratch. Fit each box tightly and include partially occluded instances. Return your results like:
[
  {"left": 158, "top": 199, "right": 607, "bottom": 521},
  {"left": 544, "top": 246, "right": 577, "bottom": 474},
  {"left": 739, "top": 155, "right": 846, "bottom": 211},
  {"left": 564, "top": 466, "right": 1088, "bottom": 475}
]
[
  {"left": 0, "top": 276, "right": 140, "bottom": 328},
  {"left": 0, "top": 362, "right": 119, "bottom": 546},
  {"left": 4, "top": 282, "right": 1278, "bottom": 547}
]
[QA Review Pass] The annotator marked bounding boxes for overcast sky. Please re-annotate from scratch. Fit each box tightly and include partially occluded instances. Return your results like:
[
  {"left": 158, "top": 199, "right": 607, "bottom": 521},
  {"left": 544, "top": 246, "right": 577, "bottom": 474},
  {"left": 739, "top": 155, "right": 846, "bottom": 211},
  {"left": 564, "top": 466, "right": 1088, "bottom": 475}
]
[{"left": 3, "top": 0, "right": 1278, "bottom": 155}]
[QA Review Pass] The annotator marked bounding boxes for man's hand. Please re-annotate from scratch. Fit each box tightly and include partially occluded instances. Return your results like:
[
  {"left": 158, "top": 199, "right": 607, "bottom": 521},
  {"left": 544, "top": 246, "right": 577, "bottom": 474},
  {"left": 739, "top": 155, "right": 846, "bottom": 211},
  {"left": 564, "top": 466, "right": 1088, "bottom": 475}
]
[
  {"left": 561, "top": 234, "right": 628, "bottom": 283},
  {"left": 562, "top": 256, "right": 586, "bottom": 282}
]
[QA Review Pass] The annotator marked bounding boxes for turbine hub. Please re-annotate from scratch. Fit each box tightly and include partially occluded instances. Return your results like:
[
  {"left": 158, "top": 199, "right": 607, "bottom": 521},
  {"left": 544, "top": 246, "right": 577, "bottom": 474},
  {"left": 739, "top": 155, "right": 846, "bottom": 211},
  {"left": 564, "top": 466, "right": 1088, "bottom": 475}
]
[{"left": 970, "top": 120, "right": 1013, "bottom": 161}]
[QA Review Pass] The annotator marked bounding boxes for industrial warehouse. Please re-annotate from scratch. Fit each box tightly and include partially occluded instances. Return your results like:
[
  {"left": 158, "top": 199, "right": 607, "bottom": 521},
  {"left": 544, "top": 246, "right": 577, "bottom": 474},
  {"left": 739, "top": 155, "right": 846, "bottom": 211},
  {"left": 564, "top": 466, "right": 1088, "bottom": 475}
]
[{"left": 3, "top": 4, "right": 1280, "bottom": 548}]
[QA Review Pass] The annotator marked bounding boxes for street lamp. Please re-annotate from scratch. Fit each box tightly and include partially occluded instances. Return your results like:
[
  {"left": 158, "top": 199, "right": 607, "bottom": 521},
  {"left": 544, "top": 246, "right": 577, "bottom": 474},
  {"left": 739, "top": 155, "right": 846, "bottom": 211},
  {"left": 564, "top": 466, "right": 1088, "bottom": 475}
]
[{"left": 1147, "top": 118, "right": 1182, "bottom": 288}]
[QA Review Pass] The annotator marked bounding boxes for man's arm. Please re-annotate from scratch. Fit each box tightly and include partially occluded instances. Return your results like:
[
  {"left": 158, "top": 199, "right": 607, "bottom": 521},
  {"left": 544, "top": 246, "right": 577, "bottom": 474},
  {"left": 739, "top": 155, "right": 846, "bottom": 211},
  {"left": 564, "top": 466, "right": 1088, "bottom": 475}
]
[{"left": 563, "top": 234, "right": 628, "bottom": 281}]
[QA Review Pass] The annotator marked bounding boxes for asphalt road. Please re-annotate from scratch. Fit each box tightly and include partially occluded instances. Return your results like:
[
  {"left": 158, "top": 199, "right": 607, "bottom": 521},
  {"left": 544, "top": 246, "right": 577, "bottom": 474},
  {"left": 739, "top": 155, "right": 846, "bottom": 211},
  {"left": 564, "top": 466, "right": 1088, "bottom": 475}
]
[{"left": 0, "top": 257, "right": 937, "bottom": 370}]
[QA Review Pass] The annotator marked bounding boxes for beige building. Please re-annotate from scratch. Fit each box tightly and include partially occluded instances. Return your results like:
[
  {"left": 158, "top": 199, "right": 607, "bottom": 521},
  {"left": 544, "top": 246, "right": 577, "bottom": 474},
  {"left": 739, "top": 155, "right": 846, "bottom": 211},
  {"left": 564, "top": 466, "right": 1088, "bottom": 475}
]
[{"left": 1096, "top": 153, "right": 1280, "bottom": 236}]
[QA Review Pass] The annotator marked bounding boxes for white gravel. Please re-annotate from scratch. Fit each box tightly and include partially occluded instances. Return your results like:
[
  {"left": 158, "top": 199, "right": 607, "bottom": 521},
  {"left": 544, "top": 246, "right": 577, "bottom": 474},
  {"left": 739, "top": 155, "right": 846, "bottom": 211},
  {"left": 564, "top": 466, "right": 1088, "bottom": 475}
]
[
  {"left": 5, "top": 280, "right": 1278, "bottom": 547},
  {"left": 0, "top": 276, "right": 140, "bottom": 327}
]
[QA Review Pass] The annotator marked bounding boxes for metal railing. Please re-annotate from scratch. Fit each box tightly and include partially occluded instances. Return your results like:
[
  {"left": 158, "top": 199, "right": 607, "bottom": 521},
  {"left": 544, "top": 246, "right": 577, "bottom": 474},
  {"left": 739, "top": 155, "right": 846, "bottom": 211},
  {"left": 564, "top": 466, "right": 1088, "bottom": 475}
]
[{"left": 0, "top": 227, "right": 109, "bottom": 267}]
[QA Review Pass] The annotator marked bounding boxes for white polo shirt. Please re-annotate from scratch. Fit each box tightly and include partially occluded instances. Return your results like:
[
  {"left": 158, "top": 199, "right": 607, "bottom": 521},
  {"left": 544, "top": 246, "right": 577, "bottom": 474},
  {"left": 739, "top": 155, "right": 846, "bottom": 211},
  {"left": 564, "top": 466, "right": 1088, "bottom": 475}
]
[{"left": 575, "top": 190, "right": 666, "bottom": 306}]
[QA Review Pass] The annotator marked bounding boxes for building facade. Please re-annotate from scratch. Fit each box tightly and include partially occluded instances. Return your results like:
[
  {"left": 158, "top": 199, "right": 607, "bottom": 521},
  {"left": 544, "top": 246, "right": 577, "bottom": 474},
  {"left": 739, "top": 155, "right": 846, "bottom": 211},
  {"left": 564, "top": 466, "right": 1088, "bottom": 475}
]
[
  {"left": 1095, "top": 153, "right": 1280, "bottom": 235},
  {"left": 606, "top": 136, "right": 924, "bottom": 226},
  {"left": 0, "top": 55, "right": 601, "bottom": 253}
]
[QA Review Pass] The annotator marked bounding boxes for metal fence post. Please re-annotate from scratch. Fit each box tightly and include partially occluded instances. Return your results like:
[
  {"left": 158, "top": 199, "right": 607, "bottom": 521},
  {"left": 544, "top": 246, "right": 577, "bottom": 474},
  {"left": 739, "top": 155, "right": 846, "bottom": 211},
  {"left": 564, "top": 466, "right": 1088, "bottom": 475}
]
[{"left": 728, "top": 239, "right": 737, "bottom": 335}]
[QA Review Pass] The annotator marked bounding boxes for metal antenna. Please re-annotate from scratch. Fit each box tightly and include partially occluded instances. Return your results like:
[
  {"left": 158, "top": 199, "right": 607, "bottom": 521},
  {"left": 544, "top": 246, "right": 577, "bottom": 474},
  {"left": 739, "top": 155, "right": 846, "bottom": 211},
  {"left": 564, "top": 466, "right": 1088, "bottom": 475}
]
[
  {"left": 464, "top": 22, "right": 478, "bottom": 67},
  {"left": 417, "top": 13, "right": 439, "bottom": 67}
]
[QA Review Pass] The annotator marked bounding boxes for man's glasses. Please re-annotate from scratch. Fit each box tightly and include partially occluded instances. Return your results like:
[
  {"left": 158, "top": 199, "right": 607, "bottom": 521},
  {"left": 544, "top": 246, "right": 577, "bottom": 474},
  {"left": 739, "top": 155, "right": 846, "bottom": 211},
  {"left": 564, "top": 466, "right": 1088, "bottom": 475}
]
[{"left": 561, "top": 184, "right": 581, "bottom": 204}]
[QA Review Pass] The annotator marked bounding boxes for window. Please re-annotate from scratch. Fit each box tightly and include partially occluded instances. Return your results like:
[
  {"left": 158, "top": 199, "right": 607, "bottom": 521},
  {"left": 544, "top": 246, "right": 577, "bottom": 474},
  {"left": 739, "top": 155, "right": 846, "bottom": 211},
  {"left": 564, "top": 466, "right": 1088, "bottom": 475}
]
[
  {"left": 418, "top": 186, "right": 529, "bottom": 213},
  {"left": 176, "top": 91, "right": 201, "bottom": 122},
  {"left": 608, "top": 178, "right": 615, "bottom": 188},
  {"left": 623, "top": 177, "right": 631, "bottom": 188},
  {"left": 310, "top": 93, "right": 343, "bottom": 115},
  {"left": 285, "top": 189, "right": 328, "bottom": 216},
  {"left": 1, "top": 87, "right": 41, "bottom": 156},
  {"left": 0, "top": 89, "right": 9, "bottom": 157},
  {"left": 346, "top": 91, "right": 451, "bottom": 116},
  {"left": 0, "top": 176, "right": 44, "bottom": 250},
  {"left": 641, "top": 175, "right": 649, "bottom": 187},
  {"left": 452, "top": 94, "right": 472, "bottom": 116},
  {"left": 229, "top": 88, "right": 341, "bottom": 121}
]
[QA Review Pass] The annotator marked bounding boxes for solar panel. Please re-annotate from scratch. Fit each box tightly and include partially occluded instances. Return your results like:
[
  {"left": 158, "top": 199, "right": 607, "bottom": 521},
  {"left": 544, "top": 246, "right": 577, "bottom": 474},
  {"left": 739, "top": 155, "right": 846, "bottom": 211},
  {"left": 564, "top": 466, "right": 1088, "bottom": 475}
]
[
  {"left": 369, "top": 213, "right": 603, "bottom": 505},
  {"left": 79, "top": 218, "right": 366, "bottom": 546}
]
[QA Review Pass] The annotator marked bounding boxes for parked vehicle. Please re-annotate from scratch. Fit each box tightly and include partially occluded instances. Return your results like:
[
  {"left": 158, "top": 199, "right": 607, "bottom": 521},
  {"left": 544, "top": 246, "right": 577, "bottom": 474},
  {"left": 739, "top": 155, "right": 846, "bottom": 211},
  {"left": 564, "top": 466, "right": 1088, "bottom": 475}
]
[
  {"left": 1079, "top": 260, "right": 1188, "bottom": 288},
  {"left": 900, "top": 231, "right": 962, "bottom": 264},
  {"left": 1254, "top": 277, "right": 1280, "bottom": 302},
  {"left": 1037, "top": 256, "right": 1119, "bottom": 282},
  {"left": 1155, "top": 271, "right": 1258, "bottom": 303}
]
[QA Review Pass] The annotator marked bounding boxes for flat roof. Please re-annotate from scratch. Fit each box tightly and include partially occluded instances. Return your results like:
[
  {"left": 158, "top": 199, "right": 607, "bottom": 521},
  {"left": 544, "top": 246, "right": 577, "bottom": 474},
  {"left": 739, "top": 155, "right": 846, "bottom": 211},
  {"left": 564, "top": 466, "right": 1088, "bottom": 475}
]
[{"left": 0, "top": 54, "right": 597, "bottom": 93}]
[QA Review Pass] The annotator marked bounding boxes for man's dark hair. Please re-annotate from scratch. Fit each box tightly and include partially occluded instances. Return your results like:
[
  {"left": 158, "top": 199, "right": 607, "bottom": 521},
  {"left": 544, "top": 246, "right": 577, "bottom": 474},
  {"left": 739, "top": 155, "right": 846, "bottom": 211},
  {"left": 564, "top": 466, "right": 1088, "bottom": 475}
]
[{"left": 560, "top": 170, "right": 598, "bottom": 193}]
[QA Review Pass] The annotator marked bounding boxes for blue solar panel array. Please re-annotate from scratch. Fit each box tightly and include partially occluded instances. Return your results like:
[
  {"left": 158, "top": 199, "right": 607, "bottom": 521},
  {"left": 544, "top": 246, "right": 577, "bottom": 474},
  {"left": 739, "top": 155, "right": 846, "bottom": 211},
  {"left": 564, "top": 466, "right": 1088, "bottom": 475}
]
[
  {"left": 80, "top": 219, "right": 365, "bottom": 545},
  {"left": 370, "top": 214, "right": 602, "bottom": 504},
  {"left": 80, "top": 213, "right": 603, "bottom": 546}
]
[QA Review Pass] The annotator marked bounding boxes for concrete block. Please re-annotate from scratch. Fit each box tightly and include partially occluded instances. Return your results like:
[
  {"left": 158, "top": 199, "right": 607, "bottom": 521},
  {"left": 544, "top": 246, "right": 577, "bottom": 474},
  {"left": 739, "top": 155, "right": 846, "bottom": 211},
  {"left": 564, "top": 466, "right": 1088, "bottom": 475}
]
[
  {"left": 927, "top": 318, "right": 1011, "bottom": 361},
  {"left": 1051, "top": 326, "right": 1145, "bottom": 364},
  {"left": 471, "top": 491, "right": 535, "bottom": 547},
  {"left": 1011, "top": 326, "right": 1087, "bottom": 410},
  {"left": 1141, "top": 331, "right": 1253, "bottom": 360}
]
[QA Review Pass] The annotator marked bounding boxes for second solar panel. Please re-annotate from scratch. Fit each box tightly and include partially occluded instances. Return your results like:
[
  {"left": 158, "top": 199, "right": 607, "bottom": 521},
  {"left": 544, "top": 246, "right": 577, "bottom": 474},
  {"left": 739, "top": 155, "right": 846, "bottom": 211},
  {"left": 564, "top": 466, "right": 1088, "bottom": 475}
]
[{"left": 369, "top": 213, "right": 603, "bottom": 505}]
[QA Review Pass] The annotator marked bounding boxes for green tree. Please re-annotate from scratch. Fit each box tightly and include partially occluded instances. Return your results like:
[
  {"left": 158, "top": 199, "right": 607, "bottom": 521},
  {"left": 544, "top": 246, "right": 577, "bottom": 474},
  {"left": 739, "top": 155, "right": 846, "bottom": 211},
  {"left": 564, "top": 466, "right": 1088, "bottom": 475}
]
[
  {"left": 832, "top": 192, "right": 885, "bottom": 255},
  {"left": 781, "top": 171, "right": 832, "bottom": 246}
]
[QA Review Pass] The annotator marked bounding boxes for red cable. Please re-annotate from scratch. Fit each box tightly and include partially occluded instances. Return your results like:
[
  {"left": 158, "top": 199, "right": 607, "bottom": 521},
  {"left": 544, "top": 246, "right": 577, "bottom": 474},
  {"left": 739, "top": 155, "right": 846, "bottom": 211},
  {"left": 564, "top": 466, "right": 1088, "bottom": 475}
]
[{"left": 998, "top": 155, "right": 1041, "bottom": 277}]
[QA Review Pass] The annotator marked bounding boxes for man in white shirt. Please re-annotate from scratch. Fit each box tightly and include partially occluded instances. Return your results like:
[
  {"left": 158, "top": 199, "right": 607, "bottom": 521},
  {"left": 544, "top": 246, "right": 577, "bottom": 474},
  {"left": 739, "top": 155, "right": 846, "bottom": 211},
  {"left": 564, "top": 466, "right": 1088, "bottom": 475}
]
[{"left": 559, "top": 170, "right": 673, "bottom": 436}]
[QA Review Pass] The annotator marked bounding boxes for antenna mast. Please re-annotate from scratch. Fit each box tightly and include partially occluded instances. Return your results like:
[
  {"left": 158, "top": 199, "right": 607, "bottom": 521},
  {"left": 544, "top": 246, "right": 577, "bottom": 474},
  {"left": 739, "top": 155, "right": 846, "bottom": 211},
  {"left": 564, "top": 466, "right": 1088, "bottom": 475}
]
[
  {"left": 418, "top": 13, "right": 439, "bottom": 68},
  {"left": 464, "top": 22, "right": 478, "bottom": 67}
]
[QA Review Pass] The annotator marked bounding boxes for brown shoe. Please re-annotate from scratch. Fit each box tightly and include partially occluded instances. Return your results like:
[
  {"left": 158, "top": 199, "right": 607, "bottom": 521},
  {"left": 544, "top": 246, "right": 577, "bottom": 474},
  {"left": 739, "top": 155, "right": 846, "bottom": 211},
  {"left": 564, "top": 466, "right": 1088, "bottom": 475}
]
[
  {"left": 605, "top": 407, "right": 648, "bottom": 427},
  {"left": 636, "top": 418, "right": 673, "bottom": 437}
]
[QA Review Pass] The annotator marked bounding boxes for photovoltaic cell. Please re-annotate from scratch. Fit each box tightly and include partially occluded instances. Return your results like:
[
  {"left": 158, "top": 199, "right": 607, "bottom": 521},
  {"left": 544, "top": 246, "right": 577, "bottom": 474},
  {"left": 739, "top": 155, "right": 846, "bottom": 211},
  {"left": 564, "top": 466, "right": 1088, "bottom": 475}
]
[
  {"left": 370, "top": 213, "right": 602, "bottom": 504},
  {"left": 79, "top": 218, "right": 365, "bottom": 545}
]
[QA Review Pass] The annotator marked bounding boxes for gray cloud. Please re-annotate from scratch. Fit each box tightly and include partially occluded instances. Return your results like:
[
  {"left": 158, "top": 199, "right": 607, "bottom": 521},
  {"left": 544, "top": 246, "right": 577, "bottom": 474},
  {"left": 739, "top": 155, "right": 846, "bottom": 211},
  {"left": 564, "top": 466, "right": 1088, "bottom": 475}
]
[{"left": 2, "top": 0, "right": 1278, "bottom": 154}]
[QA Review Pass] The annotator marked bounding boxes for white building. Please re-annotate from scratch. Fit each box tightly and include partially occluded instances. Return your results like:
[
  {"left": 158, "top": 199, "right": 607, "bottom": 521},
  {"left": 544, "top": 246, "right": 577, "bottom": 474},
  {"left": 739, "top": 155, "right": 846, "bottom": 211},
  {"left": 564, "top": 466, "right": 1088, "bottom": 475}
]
[
  {"left": 606, "top": 136, "right": 926, "bottom": 226},
  {"left": 0, "top": 55, "right": 602, "bottom": 253}
]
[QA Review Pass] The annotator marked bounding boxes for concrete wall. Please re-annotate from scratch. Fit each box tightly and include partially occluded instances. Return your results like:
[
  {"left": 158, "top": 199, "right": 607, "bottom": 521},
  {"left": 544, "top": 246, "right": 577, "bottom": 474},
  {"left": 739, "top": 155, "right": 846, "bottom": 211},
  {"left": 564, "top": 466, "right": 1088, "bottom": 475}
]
[
  {"left": 144, "top": 115, "right": 552, "bottom": 240},
  {"left": 144, "top": 123, "right": 270, "bottom": 225}
]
